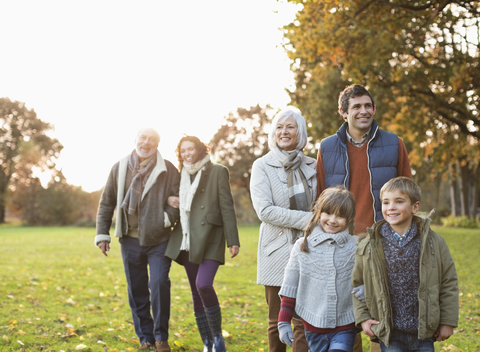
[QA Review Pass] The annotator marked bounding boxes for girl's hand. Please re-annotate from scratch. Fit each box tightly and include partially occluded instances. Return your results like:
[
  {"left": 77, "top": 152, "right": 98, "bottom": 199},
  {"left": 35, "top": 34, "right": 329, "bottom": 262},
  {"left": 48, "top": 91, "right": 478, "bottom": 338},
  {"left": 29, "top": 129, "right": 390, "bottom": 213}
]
[
  {"left": 277, "top": 321, "right": 293, "bottom": 346},
  {"left": 167, "top": 196, "right": 179, "bottom": 208},
  {"left": 434, "top": 324, "right": 454, "bottom": 342},
  {"left": 352, "top": 285, "right": 365, "bottom": 303},
  {"left": 229, "top": 245, "right": 240, "bottom": 258},
  {"left": 361, "top": 319, "right": 380, "bottom": 337}
]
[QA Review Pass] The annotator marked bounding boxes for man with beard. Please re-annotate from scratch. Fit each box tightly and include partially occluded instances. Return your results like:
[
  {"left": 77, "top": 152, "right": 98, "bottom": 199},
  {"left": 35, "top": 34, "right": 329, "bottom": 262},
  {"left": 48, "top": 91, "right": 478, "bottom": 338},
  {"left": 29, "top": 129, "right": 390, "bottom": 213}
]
[
  {"left": 95, "top": 127, "right": 180, "bottom": 352},
  {"left": 316, "top": 85, "right": 412, "bottom": 352}
]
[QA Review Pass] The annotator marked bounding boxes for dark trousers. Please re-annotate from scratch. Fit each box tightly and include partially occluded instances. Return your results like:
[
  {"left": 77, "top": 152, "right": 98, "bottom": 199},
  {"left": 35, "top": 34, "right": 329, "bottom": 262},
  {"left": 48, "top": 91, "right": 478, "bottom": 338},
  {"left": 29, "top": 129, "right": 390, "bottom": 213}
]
[
  {"left": 265, "top": 286, "right": 308, "bottom": 352},
  {"left": 120, "top": 236, "right": 172, "bottom": 344},
  {"left": 180, "top": 251, "right": 220, "bottom": 312}
]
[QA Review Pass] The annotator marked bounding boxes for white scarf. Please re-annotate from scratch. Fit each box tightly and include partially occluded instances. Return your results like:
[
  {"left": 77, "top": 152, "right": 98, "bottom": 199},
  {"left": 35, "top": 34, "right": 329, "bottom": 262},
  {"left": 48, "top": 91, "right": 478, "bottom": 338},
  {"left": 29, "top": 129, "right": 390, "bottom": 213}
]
[{"left": 179, "top": 154, "right": 211, "bottom": 251}]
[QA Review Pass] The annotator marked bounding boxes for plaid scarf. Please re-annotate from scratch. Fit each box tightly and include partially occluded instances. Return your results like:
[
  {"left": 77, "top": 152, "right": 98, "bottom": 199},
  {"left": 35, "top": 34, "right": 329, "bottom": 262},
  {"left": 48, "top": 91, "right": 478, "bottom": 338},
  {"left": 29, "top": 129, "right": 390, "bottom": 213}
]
[
  {"left": 272, "top": 147, "right": 311, "bottom": 211},
  {"left": 121, "top": 150, "right": 157, "bottom": 215}
]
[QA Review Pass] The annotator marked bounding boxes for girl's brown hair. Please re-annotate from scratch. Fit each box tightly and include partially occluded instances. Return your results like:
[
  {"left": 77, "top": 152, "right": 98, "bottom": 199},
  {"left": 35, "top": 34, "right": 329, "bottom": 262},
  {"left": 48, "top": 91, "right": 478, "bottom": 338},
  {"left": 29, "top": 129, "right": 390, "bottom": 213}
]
[
  {"left": 300, "top": 186, "right": 356, "bottom": 253},
  {"left": 175, "top": 135, "right": 211, "bottom": 170}
]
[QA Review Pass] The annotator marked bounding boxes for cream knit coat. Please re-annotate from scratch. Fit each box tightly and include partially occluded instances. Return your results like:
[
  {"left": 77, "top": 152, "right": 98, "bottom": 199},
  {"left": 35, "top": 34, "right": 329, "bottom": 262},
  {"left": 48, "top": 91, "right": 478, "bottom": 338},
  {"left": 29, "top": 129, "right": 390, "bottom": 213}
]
[{"left": 250, "top": 151, "right": 317, "bottom": 286}]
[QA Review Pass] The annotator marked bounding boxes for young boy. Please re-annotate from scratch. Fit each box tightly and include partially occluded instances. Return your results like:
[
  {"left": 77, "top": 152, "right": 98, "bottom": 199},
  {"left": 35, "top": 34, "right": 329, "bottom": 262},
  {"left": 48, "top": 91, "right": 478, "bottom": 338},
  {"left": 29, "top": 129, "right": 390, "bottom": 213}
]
[{"left": 352, "top": 177, "right": 459, "bottom": 351}]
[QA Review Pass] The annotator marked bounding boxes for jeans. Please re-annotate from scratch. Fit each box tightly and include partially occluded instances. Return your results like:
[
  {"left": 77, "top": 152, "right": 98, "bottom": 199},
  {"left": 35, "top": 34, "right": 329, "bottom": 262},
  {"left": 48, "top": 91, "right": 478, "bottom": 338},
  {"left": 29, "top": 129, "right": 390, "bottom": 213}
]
[
  {"left": 120, "top": 236, "right": 172, "bottom": 344},
  {"left": 179, "top": 250, "right": 220, "bottom": 312},
  {"left": 379, "top": 330, "right": 435, "bottom": 352},
  {"left": 304, "top": 328, "right": 357, "bottom": 352}
]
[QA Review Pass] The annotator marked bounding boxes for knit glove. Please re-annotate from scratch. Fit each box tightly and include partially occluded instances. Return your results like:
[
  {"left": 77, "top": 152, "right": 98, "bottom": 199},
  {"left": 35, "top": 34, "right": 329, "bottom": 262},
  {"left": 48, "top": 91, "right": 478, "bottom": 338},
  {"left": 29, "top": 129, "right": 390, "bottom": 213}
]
[
  {"left": 277, "top": 321, "right": 294, "bottom": 346},
  {"left": 352, "top": 285, "right": 365, "bottom": 303}
]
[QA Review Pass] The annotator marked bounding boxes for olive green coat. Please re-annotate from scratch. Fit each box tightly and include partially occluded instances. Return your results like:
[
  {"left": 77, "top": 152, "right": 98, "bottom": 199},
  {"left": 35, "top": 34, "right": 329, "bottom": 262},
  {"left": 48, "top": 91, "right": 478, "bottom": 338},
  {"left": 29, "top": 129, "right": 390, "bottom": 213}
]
[
  {"left": 165, "top": 162, "right": 240, "bottom": 265},
  {"left": 352, "top": 215, "right": 459, "bottom": 347}
]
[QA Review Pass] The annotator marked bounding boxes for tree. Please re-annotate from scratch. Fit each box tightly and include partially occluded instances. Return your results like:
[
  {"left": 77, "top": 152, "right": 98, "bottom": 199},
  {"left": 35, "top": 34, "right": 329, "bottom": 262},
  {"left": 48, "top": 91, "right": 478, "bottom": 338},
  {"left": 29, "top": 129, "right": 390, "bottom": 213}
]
[
  {"left": 209, "top": 105, "right": 275, "bottom": 224},
  {"left": 210, "top": 104, "right": 274, "bottom": 193},
  {"left": 0, "top": 98, "right": 63, "bottom": 223},
  {"left": 283, "top": 0, "right": 480, "bottom": 216}
]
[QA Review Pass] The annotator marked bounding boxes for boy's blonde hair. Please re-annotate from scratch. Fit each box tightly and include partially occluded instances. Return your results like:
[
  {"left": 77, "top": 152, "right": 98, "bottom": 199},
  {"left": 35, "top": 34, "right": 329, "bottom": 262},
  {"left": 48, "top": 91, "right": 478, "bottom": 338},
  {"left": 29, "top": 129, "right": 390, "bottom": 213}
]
[
  {"left": 380, "top": 177, "right": 421, "bottom": 204},
  {"left": 300, "top": 186, "right": 356, "bottom": 253}
]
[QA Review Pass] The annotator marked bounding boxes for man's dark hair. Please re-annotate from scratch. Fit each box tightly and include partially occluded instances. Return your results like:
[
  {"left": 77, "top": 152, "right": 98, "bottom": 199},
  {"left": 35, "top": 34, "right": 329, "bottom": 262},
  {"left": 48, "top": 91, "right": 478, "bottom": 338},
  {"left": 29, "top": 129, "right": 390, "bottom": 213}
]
[{"left": 338, "top": 84, "right": 375, "bottom": 113}]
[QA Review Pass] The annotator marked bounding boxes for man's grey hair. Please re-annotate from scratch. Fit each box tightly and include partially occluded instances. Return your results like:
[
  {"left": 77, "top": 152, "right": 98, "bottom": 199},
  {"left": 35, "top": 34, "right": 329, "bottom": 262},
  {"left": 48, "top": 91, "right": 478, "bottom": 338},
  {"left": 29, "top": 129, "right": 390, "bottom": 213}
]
[
  {"left": 136, "top": 127, "right": 160, "bottom": 144},
  {"left": 268, "top": 106, "right": 308, "bottom": 150}
]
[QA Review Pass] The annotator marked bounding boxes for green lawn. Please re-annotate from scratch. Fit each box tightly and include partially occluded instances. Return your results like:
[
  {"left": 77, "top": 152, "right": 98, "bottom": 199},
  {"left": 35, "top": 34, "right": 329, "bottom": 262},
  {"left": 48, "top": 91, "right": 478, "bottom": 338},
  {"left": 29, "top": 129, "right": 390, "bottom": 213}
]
[{"left": 0, "top": 225, "right": 478, "bottom": 352}]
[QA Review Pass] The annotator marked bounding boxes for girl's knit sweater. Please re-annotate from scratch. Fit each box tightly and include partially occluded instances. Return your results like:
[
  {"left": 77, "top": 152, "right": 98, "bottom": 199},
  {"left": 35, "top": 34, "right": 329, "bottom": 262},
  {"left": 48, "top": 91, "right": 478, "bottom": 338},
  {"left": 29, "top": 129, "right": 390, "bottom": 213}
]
[{"left": 279, "top": 226, "right": 358, "bottom": 329}]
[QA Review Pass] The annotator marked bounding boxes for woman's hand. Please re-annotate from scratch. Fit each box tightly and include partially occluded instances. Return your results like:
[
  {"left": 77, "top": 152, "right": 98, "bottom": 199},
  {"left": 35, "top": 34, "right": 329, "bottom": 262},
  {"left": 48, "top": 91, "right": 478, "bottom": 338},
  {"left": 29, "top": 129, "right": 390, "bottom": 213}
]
[
  {"left": 229, "top": 245, "right": 240, "bottom": 258},
  {"left": 167, "top": 196, "right": 179, "bottom": 208}
]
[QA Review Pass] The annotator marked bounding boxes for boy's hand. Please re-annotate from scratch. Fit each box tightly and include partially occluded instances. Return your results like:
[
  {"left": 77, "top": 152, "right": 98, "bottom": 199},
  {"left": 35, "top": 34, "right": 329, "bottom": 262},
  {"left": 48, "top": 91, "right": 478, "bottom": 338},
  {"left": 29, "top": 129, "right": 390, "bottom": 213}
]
[
  {"left": 352, "top": 285, "right": 365, "bottom": 303},
  {"left": 361, "top": 319, "right": 380, "bottom": 337},
  {"left": 434, "top": 324, "right": 454, "bottom": 342}
]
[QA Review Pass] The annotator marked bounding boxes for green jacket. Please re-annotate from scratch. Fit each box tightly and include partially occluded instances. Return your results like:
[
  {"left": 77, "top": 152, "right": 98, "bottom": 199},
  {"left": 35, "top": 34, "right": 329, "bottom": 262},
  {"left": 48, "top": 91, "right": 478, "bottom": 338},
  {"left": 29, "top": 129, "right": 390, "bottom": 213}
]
[
  {"left": 165, "top": 162, "right": 240, "bottom": 265},
  {"left": 351, "top": 215, "right": 458, "bottom": 347}
]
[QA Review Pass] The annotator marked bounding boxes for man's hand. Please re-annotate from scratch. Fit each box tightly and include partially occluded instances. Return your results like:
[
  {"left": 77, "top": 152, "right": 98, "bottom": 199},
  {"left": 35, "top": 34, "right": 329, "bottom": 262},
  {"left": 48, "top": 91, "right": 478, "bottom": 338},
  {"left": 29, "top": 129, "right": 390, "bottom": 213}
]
[
  {"left": 277, "top": 321, "right": 294, "bottom": 346},
  {"left": 167, "top": 196, "right": 179, "bottom": 209},
  {"left": 361, "top": 319, "right": 380, "bottom": 337},
  {"left": 98, "top": 241, "right": 110, "bottom": 256},
  {"left": 352, "top": 285, "right": 365, "bottom": 303},
  {"left": 229, "top": 245, "right": 240, "bottom": 258},
  {"left": 434, "top": 324, "right": 454, "bottom": 342}
]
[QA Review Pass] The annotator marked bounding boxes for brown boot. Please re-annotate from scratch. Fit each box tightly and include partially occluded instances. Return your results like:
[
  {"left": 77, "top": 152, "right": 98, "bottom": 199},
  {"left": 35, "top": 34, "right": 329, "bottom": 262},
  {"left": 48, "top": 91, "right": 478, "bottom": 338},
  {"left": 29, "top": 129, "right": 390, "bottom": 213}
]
[
  {"left": 138, "top": 342, "right": 155, "bottom": 350},
  {"left": 155, "top": 341, "right": 171, "bottom": 352}
]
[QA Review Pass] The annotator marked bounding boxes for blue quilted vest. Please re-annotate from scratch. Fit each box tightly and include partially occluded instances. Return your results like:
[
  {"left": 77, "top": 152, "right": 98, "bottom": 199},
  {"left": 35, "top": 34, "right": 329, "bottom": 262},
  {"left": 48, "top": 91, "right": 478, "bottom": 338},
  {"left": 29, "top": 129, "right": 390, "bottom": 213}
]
[{"left": 320, "top": 120, "right": 399, "bottom": 222}]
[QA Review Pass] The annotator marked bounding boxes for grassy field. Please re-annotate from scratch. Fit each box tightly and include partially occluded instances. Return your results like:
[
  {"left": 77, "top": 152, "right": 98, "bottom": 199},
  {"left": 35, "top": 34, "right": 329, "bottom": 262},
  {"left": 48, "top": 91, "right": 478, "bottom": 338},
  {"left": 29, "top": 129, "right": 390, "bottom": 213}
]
[{"left": 0, "top": 225, "right": 478, "bottom": 352}]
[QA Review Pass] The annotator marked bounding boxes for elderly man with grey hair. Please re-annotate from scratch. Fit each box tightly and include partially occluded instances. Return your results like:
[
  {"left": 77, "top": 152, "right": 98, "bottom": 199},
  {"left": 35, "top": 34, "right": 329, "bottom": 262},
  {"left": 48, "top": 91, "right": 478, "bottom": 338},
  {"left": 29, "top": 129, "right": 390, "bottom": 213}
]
[
  {"left": 250, "top": 107, "right": 317, "bottom": 352},
  {"left": 95, "top": 127, "right": 180, "bottom": 352}
]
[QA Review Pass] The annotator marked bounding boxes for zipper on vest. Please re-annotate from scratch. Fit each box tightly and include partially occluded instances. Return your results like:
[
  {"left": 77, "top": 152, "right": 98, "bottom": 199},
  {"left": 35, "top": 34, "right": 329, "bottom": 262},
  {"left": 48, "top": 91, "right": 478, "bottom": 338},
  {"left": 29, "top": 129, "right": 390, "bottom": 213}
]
[
  {"left": 367, "top": 126, "right": 379, "bottom": 222},
  {"left": 343, "top": 150, "right": 349, "bottom": 188}
]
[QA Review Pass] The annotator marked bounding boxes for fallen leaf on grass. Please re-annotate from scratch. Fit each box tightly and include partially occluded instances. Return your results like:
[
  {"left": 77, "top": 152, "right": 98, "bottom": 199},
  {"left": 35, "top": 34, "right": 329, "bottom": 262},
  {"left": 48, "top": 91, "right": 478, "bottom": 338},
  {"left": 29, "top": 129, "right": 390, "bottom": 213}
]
[
  {"left": 97, "top": 340, "right": 106, "bottom": 344},
  {"left": 17, "top": 340, "right": 24, "bottom": 345},
  {"left": 222, "top": 330, "right": 232, "bottom": 338},
  {"left": 76, "top": 344, "right": 88, "bottom": 350},
  {"left": 173, "top": 340, "right": 183, "bottom": 347}
]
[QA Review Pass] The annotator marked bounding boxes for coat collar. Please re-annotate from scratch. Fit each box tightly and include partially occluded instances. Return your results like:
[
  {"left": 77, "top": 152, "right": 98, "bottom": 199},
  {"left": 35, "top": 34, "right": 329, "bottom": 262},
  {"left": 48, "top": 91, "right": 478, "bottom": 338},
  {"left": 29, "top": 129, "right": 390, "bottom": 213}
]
[
  {"left": 308, "top": 226, "right": 352, "bottom": 247},
  {"left": 336, "top": 119, "right": 379, "bottom": 145}
]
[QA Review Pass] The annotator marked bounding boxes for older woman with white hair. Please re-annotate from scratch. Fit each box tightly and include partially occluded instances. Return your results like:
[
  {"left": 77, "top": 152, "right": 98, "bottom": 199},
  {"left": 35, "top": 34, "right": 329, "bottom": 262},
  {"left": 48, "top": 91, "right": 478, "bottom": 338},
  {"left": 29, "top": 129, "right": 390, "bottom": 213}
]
[{"left": 250, "top": 106, "right": 316, "bottom": 352}]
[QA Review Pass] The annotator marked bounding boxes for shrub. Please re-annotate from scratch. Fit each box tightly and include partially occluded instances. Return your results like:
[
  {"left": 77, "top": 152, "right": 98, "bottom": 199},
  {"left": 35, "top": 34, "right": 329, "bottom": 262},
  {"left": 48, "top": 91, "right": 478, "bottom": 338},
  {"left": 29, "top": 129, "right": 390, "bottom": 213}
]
[{"left": 441, "top": 215, "right": 480, "bottom": 228}]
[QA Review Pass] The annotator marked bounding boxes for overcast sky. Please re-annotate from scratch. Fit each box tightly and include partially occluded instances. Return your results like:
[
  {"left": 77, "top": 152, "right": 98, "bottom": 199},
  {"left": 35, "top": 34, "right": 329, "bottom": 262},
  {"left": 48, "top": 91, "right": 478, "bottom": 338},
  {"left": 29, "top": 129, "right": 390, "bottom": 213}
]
[{"left": 0, "top": 0, "right": 299, "bottom": 192}]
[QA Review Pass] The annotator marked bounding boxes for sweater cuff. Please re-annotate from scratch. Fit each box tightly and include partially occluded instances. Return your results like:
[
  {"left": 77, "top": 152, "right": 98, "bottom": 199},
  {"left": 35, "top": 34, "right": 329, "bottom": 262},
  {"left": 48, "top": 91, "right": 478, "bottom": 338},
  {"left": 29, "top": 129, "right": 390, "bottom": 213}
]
[
  {"left": 279, "top": 296, "right": 295, "bottom": 322},
  {"left": 164, "top": 212, "right": 171, "bottom": 228},
  {"left": 94, "top": 234, "right": 111, "bottom": 247}
]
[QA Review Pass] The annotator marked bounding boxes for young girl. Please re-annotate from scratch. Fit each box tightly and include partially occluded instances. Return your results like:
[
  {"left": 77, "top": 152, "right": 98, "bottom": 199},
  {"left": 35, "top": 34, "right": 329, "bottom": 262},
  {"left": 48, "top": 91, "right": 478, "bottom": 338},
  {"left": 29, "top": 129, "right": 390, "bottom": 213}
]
[{"left": 278, "top": 186, "right": 359, "bottom": 352}]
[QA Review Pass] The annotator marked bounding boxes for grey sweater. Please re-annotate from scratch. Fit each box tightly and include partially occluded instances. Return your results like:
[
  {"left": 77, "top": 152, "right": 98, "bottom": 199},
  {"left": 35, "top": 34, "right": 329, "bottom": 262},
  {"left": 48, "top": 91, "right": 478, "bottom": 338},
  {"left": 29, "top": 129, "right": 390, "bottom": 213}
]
[{"left": 279, "top": 226, "right": 358, "bottom": 328}]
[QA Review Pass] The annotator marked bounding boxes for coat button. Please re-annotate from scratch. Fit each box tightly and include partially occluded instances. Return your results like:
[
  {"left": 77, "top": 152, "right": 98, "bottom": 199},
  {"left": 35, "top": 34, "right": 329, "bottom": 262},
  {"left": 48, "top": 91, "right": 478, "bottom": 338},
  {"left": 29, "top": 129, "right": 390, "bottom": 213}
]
[
  {"left": 200, "top": 205, "right": 205, "bottom": 209},
  {"left": 201, "top": 222, "right": 205, "bottom": 226},
  {"left": 201, "top": 189, "right": 205, "bottom": 192}
]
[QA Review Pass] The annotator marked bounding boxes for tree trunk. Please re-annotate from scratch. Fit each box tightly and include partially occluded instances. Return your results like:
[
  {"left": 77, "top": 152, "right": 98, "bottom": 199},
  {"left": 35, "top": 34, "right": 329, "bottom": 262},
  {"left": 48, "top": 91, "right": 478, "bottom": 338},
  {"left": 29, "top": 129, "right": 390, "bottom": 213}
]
[
  {"left": 0, "top": 185, "right": 6, "bottom": 223},
  {"left": 458, "top": 161, "right": 470, "bottom": 217},
  {"left": 433, "top": 174, "right": 441, "bottom": 211},
  {"left": 470, "top": 167, "right": 480, "bottom": 220},
  {"left": 449, "top": 162, "right": 458, "bottom": 217}
]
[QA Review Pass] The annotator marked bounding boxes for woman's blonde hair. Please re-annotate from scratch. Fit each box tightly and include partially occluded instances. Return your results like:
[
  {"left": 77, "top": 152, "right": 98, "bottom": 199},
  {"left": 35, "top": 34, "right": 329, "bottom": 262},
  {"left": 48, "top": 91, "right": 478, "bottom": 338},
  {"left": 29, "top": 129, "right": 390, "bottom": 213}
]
[{"left": 300, "top": 186, "right": 356, "bottom": 253}]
